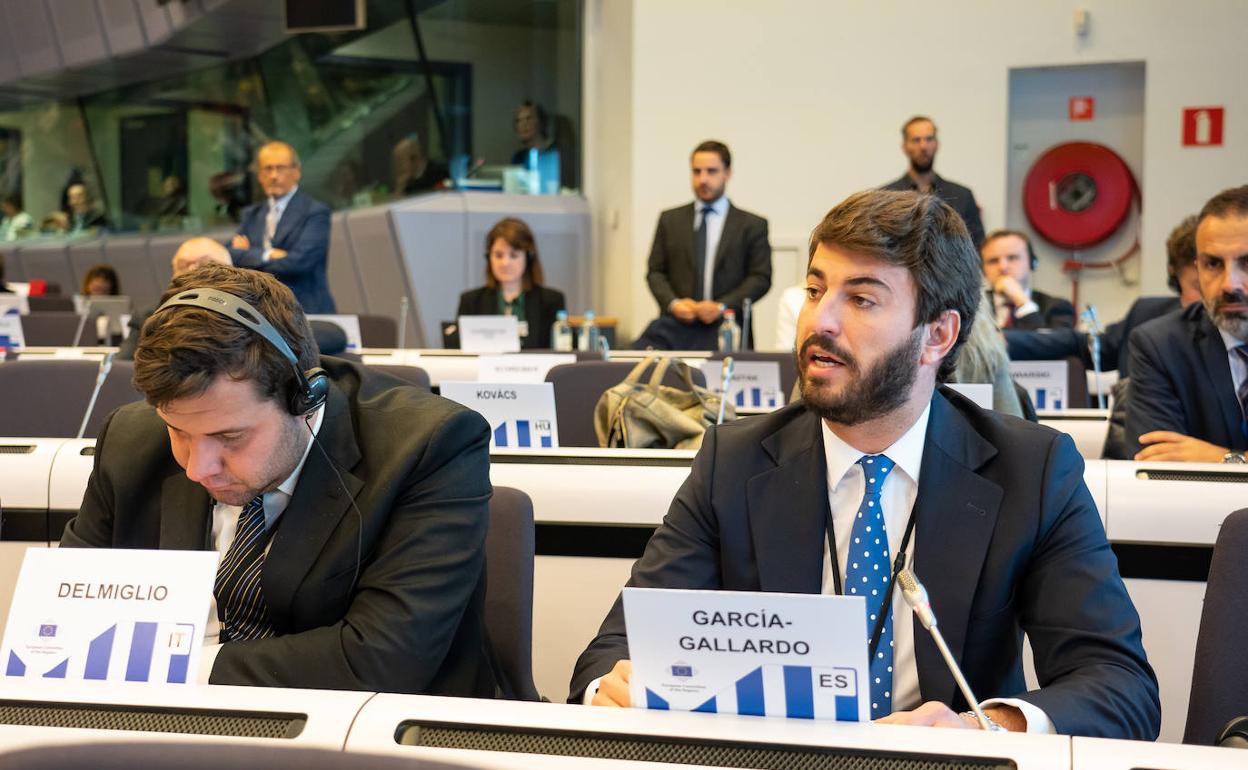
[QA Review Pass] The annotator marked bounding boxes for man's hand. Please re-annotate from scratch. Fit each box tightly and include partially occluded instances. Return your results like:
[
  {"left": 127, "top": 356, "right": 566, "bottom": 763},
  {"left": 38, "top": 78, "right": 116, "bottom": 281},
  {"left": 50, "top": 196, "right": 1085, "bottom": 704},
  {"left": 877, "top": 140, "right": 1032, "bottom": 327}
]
[
  {"left": 694, "top": 300, "right": 725, "bottom": 324},
  {"left": 231, "top": 234, "right": 250, "bottom": 249},
  {"left": 1135, "top": 431, "right": 1228, "bottom": 462},
  {"left": 268, "top": 248, "right": 288, "bottom": 260},
  {"left": 876, "top": 701, "right": 1025, "bottom": 731},
  {"left": 992, "top": 275, "right": 1029, "bottom": 308},
  {"left": 590, "top": 660, "right": 632, "bottom": 707},
  {"left": 670, "top": 299, "right": 698, "bottom": 323}
]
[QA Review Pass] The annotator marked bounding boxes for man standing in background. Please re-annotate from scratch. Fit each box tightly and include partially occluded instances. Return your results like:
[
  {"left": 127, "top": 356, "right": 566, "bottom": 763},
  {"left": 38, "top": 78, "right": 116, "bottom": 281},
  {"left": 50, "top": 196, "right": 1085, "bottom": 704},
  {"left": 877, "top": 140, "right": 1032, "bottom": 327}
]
[
  {"left": 882, "top": 116, "right": 985, "bottom": 248},
  {"left": 229, "top": 141, "right": 335, "bottom": 314}
]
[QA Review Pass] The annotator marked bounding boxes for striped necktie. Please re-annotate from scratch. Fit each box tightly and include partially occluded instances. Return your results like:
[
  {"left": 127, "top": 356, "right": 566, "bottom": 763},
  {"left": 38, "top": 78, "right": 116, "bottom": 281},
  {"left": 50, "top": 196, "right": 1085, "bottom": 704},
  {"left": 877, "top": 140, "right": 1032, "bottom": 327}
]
[
  {"left": 263, "top": 197, "right": 278, "bottom": 252},
  {"left": 846, "top": 454, "right": 895, "bottom": 717},
  {"left": 214, "top": 495, "right": 275, "bottom": 643},
  {"left": 1234, "top": 345, "right": 1248, "bottom": 439}
]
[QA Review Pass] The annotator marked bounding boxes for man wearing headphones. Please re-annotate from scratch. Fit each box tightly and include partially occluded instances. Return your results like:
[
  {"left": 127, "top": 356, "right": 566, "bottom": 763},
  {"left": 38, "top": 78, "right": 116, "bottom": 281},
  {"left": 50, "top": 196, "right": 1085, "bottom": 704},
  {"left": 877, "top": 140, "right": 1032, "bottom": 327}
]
[
  {"left": 980, "top": 229, "right": 1076, "bottom": 331},
  {"left": 62, "top": 264, "right": 501, "bottom": 697}
]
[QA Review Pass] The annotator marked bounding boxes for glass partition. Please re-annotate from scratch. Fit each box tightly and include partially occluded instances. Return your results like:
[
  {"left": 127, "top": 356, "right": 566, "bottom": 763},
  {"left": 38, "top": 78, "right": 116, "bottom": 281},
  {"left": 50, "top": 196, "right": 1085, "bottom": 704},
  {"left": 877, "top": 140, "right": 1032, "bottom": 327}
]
[{"left": 0, "top": 0, "right": 582, "bottom": 242}]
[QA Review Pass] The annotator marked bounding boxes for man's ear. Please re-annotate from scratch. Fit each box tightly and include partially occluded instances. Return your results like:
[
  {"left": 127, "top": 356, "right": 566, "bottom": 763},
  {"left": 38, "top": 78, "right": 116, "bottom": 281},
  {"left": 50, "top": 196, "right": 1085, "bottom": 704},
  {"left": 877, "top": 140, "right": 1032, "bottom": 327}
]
[{"left": 919, "top": 310, "right": 960, "bottom": 368}]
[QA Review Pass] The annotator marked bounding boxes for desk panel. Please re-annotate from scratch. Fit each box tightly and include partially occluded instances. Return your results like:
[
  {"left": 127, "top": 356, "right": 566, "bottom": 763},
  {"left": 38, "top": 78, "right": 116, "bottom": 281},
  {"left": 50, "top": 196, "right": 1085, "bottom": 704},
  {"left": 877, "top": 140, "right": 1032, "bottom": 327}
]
[
  {"left": 349, "top": 693, "right": 1071, "bottom": 769},
  {"left": 1073, "top": 735, "right": 1243, "bottom": 769}
]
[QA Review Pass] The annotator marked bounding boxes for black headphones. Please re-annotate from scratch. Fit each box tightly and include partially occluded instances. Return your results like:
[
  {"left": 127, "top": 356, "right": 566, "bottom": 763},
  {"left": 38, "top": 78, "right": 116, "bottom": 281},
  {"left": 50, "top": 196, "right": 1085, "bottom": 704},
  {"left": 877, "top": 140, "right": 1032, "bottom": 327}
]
[
  {"left": 153, "top": 288, "right": 329, "bottom": 416},
  {"left": 1026, "top": 240, "right": 1039, "bottom": 271}
]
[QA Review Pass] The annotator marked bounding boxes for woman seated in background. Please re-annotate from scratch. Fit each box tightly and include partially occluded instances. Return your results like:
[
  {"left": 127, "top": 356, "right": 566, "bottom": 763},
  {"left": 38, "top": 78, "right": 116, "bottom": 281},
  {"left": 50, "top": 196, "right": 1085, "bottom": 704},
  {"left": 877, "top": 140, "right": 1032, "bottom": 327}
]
[
  {"left": 81, "top": 264, "right": 121, "bottom": 297},
  {"left": 457, "top": 217, "right": 566, "bottom": 349}
]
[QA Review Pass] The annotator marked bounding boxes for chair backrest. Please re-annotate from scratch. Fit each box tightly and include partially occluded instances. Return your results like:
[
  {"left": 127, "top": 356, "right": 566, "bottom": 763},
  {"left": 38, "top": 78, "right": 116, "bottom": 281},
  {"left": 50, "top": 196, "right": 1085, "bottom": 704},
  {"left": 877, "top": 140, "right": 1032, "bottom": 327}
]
[
  {"left": 1184, "top": 508, "right": 1248, "bottom": 745},
  {"left": 368, "top": 364, "right": 431, "bottom": 391},
  {"left": 82, "top": 360, "right": 144, "bottom": 438},
  {"left": 1064, "top": 354, "right": 1090, "bottom": 408},
  {"left": 26, "top": 295, "right": 75, "bottom": 312},
  {"left": 0, "top": 359, "right": 100, "bottom": 437},
  {"left": 545, "top": 360, "right": 708, "bottom": 447},
  {"left": 19, "top": 312, "right": 91, "bottom": 347},
  {"left": 485, "top": 486, "right": 539, "bottom": 700},
  {"left": 358, "top": 313, "right": 398, "bottom": 348}
]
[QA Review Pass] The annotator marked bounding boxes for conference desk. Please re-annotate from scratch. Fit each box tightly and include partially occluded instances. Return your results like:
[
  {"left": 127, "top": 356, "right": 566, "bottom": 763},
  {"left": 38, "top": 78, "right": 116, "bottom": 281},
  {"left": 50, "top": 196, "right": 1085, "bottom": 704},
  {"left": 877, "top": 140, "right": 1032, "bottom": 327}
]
[
  {"left": 0, "top": 683, "right": 1240, "bottom": 768},
  {"left": 5, "top": 438, "right": 1243, "bottom": 742}
]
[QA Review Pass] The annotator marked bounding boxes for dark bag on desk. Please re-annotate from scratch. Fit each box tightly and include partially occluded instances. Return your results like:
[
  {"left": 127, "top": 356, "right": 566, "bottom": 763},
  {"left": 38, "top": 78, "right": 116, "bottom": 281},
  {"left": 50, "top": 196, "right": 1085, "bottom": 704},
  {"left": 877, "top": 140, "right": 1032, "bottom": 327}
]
[{"left": 594, "top": 356, "right": 733, "bottom": 450}]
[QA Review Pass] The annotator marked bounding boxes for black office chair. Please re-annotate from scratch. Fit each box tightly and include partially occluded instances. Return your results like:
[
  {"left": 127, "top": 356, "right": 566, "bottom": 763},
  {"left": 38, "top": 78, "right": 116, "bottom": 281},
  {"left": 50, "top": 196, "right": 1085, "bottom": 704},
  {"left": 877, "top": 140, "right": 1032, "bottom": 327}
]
[
  {"left": 486, "top": 486, "right": 540, "bottom": 701},
  {"left": 369, "top": 364, "right": 432, "bottom": 391},
  {"left": 545, "top": 360, "right": 707, "bottom": 447},
  {"left": 1184, "top": 508, "right": 1248, "bottom": 745},
  {"left": 26, "top": 295, "right": 75, "bottom": 312},
  {"left": 358, "top": 314, "right": 398, "bottom": 348},
  {"left": 0, "top": 359, "right": 99, "bottom": 437},
  {"left": 0, "top": 742, "right": 471, "bottom": 770}
]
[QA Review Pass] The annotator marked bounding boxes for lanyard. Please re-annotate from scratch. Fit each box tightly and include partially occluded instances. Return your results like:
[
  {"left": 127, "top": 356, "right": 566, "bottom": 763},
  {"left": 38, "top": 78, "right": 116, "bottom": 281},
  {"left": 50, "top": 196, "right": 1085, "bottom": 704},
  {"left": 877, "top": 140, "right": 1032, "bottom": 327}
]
[{"left": 825, "top": 490, "right": 919, "bottom": 661}]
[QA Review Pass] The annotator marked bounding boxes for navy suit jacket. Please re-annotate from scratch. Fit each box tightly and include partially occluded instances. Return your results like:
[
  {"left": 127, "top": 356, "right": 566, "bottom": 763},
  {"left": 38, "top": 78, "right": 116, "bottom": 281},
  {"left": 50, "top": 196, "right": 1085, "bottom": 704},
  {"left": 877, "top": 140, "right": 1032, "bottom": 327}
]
[
  {"left": 229, "top": 189, "right": 336, "bottom": 313},
  {"left": 1125, "top": 302, "right": 1246, "bottom": 458},
  {"left": 570, "top": 389, "right": 1159, "bottom": 739}
]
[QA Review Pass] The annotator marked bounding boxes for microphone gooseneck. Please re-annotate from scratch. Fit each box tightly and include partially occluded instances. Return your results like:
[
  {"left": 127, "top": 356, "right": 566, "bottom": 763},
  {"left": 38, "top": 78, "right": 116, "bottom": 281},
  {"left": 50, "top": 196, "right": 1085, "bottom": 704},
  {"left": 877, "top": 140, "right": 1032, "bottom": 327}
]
[
  {"left": 76, "top": 351, "right": 115, "bottom": 439},
  {"left": 716, "top": 356, "right": 735, "bottom": 425},
  {"left": 897, "top": 568, "right": 996, "bottom": 732}
]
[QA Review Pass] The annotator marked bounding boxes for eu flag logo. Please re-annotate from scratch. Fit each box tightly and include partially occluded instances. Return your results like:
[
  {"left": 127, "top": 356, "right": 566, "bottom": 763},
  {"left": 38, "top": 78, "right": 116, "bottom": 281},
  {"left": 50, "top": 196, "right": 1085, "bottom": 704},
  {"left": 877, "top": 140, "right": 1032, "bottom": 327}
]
[
  {"left": 38, "top": 624, "right": 56, "bottom": 638},
  {"left": 670, "top": 665, "right": 693, "bottom": 678}
]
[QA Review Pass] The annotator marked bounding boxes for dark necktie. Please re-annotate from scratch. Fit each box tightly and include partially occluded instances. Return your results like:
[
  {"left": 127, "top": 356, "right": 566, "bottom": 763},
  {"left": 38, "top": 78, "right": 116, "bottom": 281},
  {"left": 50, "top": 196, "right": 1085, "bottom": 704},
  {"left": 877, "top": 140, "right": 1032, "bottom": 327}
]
[
  {"left": 214, "top": 495, "right": 276, "bottom": 643},
  {"left": 693, "top": 206, "right": 713, "bottom": 301},
  {"left": 845, "top": 454, "right": 895, "bottom": 717},
  {"left": 1234, "top": 346, "right": 1248, "bottom": 438}
]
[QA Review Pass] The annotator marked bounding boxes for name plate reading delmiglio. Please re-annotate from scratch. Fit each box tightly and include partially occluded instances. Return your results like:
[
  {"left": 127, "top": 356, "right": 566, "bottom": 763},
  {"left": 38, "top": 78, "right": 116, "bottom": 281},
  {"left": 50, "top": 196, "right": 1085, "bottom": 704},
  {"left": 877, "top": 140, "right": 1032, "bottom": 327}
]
[
  {"left": 1, "top": 549, "right": 216, "bottom": 685},
  {"left": 441, "top": 380, "right": 560, "bottom": 449},
  {"left": 458, "top": 315, "right": 521, "bottom": 353},
  {"left": 624, "top": 587, "right": 868, "bottom": 721}
]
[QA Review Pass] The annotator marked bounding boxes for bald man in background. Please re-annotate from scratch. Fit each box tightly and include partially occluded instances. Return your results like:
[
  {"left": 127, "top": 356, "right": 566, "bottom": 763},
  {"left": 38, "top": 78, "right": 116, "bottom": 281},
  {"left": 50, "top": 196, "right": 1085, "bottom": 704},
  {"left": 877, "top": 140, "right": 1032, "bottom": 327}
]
[{"left": 118, "top": 237, "right": 232, "bottom": 360}]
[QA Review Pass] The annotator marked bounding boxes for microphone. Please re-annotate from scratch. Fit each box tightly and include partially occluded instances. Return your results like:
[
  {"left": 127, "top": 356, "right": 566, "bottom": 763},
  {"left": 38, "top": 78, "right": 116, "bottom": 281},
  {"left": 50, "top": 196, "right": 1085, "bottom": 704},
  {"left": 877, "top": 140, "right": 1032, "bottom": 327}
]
[
  {"left": 897, "top": 568, "right": 998, "bottom": 731},
  {"left": 716, "top": 356, "right": 735, "bottom": 425},
  {"left": 1081, "top": 304, "right": 1105, "bottom": 409},
  {"left": 76, "top": 351, "right": 114, "bottom": 439},
  {"left": 597, "top": 334, "right": 610, "bottom": 361},
  {"left": 397, "top": 296, "right": 409, "bottom": 351},
  {"left": 741, "top": 298, "right": 753, "bottom": 351},
  {"left": 73, "top": 299, "right": 93, "bottom": 348},
  {"left": 1218, "top": 716, "right": 1248, "bottom": 749}
]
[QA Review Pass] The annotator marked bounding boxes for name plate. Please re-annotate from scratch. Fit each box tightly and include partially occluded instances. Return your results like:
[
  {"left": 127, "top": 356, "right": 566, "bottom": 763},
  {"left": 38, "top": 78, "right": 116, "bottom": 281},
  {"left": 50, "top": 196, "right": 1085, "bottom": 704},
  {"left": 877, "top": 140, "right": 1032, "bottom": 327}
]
[
  {"left": 701, "top": 360, "right": 785, "bottom": 411},
  {"left": 624, "top": 587, "right": 868, "bottom": 721},
  {"left": 0, "top": 315, "right": 24, "bottom": 349},
  {"left": 458, "top": 315, "right": 521, "bottom": 353},
  {"left": 1, "top": 549, "right": 216, "bottom": 685},
  {"left": 441, "top": 380, "right": 559, "bottom": 449},
  {"left": 307, "top": 314, "right": 363, "bottom": 351},
  {"left": 477, "top": 353, "right": 575, "bottom": 383},
  {"left": 1009, "top": 360, "right": 1069, "bottom": 410}
]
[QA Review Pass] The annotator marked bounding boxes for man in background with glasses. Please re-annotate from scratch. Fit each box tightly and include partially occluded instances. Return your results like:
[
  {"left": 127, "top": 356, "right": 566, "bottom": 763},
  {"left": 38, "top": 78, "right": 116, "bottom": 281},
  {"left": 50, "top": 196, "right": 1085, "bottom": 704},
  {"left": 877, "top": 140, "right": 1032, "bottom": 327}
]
[{"left": 228, "top": 141, "right": 335, "bottom": 314}]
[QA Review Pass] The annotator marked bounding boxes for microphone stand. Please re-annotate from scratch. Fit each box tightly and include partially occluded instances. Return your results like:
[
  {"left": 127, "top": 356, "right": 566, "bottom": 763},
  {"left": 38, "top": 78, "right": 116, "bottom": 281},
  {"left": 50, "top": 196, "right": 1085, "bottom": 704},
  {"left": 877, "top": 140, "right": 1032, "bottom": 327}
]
[
  {"left": 76, "top": 351, "right": 114, "bottom": 439},
  {"left": 397, "top": 296, "right": 409, "bottom": 351},
  {"left": 716, "top": 356, "right": 735, "bottom": 425},
  {"left": 741, "top": 298, "right": 752, "bottom": 351},
  {"left": 73, "top": 299, "right": 93, "bottom": 348}
]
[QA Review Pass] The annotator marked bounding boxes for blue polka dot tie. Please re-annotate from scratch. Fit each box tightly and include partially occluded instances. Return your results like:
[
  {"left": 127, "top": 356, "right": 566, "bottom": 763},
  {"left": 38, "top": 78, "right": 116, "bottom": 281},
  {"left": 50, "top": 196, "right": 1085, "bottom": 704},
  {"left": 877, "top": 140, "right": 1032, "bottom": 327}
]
[{"left": 847, "top": 454, "right": 894, "bottom": 717}]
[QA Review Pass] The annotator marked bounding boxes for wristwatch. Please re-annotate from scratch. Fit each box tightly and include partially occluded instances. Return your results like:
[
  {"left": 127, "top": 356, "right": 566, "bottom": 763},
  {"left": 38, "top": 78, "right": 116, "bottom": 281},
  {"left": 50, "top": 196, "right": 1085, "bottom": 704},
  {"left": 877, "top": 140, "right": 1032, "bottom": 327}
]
[
  {"left": 961, "top": 710, "right": 1008, "bottom": 732},
  {"left": 1223, "top": 451, "right": 1246, "bottom": 464}
]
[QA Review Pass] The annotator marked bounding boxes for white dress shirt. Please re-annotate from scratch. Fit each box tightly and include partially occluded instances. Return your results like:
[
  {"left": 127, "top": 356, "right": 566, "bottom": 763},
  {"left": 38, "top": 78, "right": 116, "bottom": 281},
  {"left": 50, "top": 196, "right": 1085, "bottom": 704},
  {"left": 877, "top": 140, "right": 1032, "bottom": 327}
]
[
  {"left": 198, "top": 405, "right": 323, "bottom": 681},
  {"left": 262, "top": 186, "right": 298, "bottom": 262},
  {"left": 695, "top": 196, "right": 729, "bottom": 301},
  {"left": 819, "top": 408, "right": 1053, "bottom": 732}
]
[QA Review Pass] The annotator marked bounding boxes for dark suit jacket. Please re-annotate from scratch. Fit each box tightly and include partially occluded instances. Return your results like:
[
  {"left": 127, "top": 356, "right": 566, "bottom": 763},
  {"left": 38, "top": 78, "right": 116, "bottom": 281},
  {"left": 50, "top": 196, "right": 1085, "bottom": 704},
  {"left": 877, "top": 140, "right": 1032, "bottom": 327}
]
[
  {"left": 1125, "top": 303, "right": 1246, "bottom": 458},
  {"left": 456, "top": 285, "right": 566, "bottom": 349},
  {"left": 989, "top": 289, "right": 1076, "bottom": 332},
  {"left": 646, "top": 202, "right": 772, "bottom": 321},
  {"left": 883, "top": 173, "right": 984, "bottom": 247},
  {"left": 570, "top": 390, "right": 1159, "bottom": 739},
  {"left": 229, "top": 189, "right": 336, "bottom": 314},
  {"left": 62, "top": 358, "right": 500, "bottom": 697}
]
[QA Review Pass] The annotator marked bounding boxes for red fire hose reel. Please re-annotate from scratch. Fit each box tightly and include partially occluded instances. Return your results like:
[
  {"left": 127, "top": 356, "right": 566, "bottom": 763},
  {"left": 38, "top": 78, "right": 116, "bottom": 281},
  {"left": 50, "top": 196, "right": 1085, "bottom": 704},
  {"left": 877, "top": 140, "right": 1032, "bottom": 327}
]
[{"left": 1022, "top": 142, "right": 1141, "bottom": 304}]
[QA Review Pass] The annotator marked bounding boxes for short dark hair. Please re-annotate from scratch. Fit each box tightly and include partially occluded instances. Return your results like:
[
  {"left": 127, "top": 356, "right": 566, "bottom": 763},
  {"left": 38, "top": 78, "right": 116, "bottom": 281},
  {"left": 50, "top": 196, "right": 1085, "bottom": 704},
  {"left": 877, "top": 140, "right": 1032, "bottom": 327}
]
[
  {"left": 980, "top": 228, "right": 1037, "bottom": 266},
  {"left": 1165, "top": 215, "right": 1199, "bottom": 276},
  {"left": 133, "top": 263, "right": 317, "bottom": 409},
  {"left": 483, "top": 217, "right": 544, "bottom": 291},
  {"left": 807, "top": 190, "right": 980, "bottom": 381},
  {"left": 901, "top": 116, "right": 936, "bottom": 138},
  {"left": 692, "top": 140, "right": 731, "bottom": 169},
  {"left": 1198, "top": 185, "right": 1248, "bottom": 224},
  {"left": 81, "top": 264, "right": 120, "bottom": 296}
]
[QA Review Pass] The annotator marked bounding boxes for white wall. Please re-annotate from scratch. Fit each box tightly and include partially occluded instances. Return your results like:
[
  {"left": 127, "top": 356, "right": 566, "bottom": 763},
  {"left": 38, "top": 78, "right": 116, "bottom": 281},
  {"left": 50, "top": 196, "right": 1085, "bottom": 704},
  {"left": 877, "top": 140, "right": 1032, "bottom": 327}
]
[{"left": 585, "top": 0, "right": 1248, "bottom": 339}]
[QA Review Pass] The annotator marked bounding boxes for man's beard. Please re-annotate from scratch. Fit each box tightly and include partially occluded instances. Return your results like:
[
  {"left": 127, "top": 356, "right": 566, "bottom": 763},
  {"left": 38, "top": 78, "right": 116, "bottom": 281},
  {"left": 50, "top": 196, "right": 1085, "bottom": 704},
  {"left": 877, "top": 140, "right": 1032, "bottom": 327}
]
[
  {"left": 796, "top": 327, "right": 923, "bottom": 426},
  {"left": 1206, "top": 291, "right": 1248, "bottom": 341},
  {"left": 909, "top": 156, "right": 933, "bottom": 174}
]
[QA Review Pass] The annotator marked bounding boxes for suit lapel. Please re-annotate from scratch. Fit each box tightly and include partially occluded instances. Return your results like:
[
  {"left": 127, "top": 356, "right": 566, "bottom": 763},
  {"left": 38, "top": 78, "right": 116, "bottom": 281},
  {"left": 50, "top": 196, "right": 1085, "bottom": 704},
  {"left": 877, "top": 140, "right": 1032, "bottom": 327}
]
[
  {"left": 746, "top": 410, "right": 828, "bottom": 593},
  {"left": 1193, "top": 311, "right": 1242, "bottom": 440},
  {"left": 911, "top": 391, "right": 1003, "bottom": 705},
  {"left": 159, "top": 472, "right": 212, "bottom": 550},
  {"left": 271, "top": 190, "right": 306, "bottom": 247},
  {"left": 263, "top": 382, "right": 364, "bottom": 630}
]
